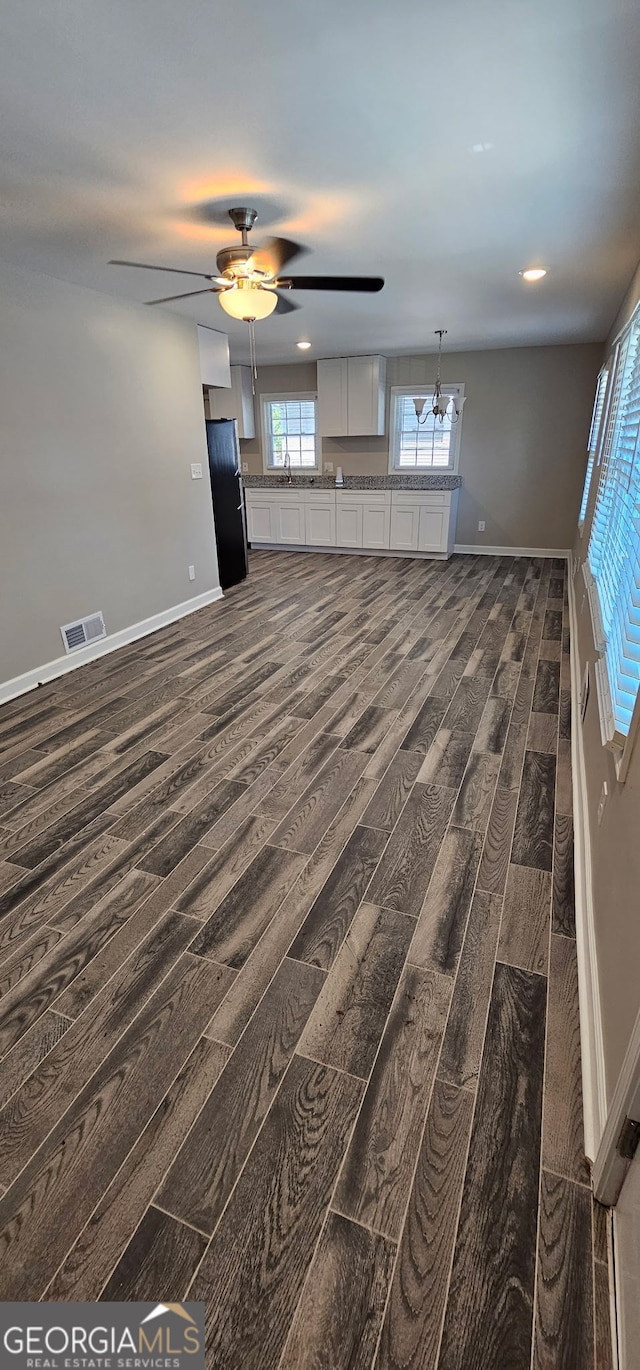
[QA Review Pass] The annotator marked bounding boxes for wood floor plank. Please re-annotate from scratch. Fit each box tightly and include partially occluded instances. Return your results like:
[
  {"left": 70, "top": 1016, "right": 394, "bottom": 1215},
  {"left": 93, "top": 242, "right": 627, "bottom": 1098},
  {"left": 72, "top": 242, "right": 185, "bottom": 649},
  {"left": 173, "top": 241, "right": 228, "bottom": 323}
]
[
  {"left": 400, "top": 699, "right": 448, "bottom": 757},
  {"left": 511, "top": 750, "right": 556, "bottom": 871},
  {"left": 298, "top": 902, "right": 414, "bottom": 1079},
  {"left": 475, "top": 784, "right": 518, "bottom": 896},
  {"left": 532, "top": 660, "right": 560, "bottom": 715},
  {"left": 361, "top": 750, "right": 422, "bottom": 832},
  {"left": 0, "top": 1009, "right": 69, "bottom": 1110},
  {"left": 137, "top": 778, "right": 248, "bottom": 877},
  {"left": 543, "top": 933, "right": 590, "bottom": 1185},
  {"left": 0, "top": 953, "right": 229, "bottom": 1297},
  {"left": 0, "top": 914, "right": 224, "bottom": 1187},
  {"left": 334, "top": 963, "right": 451, "bottom": 1238},
  {"left": 270, "top": 748, "right": 369, "bottom": 854},
  {"left": 437, "top": 962, "right": 546, "bottom": 1370},
  {"left": 409, "top": 827, "right": 483, "bottom": 976},
  {"left": 256, "top": 731, "right": 342, "bottom": 821},
  {"left": 189, "top": 844, "right": 307, "bottom": 970},
  {"left": 498, "top": 863, "right": 551, "bottom": 976},
  {"left": 0, "top": 868, "right": 159, "bottom": 1055},
  {"left": 417, "top": 730, "right": 475, "bottom": 789},
  {"left": 289, "top": 824, "right": 387, "bottom": 971},
  {"left": 438, "top": 891, "right": 502, "bottom": 1091},
  {"left": 173, "top": 813, "right": 278, "bottom": 920},
  {"left": 279, "top": 1210, "right": 396, "bottom": 1370},
  {"left": 158, "top": 957, "right": 324, "bottom": 1235},
  {"left": 451, "top": 751, "right": 501, "bottom": 835},
  {"left": 100, "top": 1204, "right": 207, "bottom": 1302},
  {"left": 375, "top": 1078, "right": 474, "bottom": 1370},
  {"left": 207, "top": 776, "right": 378, "bottom": 1047},
  {"left": 342, "top": 706, "right": 400, "bottom": 755},
  {"left": 367, "top": 784, "right": 456, "bottom": 918},
  {"left": 532, "top": 1170, "right": 594, "bottom": 1370},
  {"left": 48, "top": 1035, "right": 230, "bottom": 1299},
  {"left": 8, "top": 750, "right": 169, "bottom": 869},
  {"left": 594, "top": 1260, "right": 614, "bottom": 1370},
  {"left": 527, "top": 711, "right": 558, "bottom": 754},
  {"left": 189, "top": 1054, "right": 364, "bottom": 1370}
]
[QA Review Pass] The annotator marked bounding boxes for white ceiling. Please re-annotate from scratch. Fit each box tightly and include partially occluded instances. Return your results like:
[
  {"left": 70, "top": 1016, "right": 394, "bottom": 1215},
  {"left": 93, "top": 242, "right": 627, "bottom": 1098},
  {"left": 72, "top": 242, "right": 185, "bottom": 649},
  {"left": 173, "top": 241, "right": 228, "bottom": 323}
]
[{"left": 0, "top": 0, "right": 639, "bottom": 364}]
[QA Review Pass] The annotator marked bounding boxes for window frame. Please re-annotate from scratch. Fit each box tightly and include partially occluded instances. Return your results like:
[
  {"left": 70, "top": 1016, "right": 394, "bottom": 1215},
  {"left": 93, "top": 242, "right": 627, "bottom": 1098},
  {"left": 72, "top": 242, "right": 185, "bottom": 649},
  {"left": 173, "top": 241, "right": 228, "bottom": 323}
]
[
  {"left": 578, "top": 362, "right": 611, "bottom": 534},
  {"left": 260, "top": 392, "right": 320, "bottom": 473},
  {"left": 584, "top": 305, "right": 640, "bottom": 781},
  {"left": 388, "top": 384, "right": 465, "bottom": 474}
]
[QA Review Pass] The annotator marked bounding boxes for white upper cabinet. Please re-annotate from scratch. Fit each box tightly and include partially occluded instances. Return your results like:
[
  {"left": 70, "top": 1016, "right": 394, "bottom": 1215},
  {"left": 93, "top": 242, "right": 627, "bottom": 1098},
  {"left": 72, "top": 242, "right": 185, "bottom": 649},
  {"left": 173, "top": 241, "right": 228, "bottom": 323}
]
[
  {"left": 317, "top": 355, "right": 387, "bottom": 436},
  {"left": 208, "top": 365, "right": 256, "bottom": 439},
  {"left": 197, "top": 325, "right": 231, "bottom": 388}
]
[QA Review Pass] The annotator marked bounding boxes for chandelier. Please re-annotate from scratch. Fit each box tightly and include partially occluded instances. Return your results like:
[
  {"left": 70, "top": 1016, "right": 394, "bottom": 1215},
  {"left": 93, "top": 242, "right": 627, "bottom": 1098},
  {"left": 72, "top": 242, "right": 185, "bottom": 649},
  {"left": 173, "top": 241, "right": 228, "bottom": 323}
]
[{"left": 413, "top": 330, "right": 466, "bottom": 425}]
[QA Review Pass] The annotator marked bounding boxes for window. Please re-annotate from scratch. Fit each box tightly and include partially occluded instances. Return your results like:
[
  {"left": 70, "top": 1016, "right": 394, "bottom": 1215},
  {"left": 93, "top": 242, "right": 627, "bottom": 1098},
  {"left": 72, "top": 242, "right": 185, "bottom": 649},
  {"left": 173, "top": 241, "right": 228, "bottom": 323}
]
[
  {"left": 261, "top": 394, "right": 319, "bottom": 470},
  {"left": 389, "top": 386, "right": 464, "bottom": 471},
  {"left": 578, "top": 365, "right": 610, "bottom": 529},
  {"left": 586, "top": 310, "right": 640, "bottom": 764}
]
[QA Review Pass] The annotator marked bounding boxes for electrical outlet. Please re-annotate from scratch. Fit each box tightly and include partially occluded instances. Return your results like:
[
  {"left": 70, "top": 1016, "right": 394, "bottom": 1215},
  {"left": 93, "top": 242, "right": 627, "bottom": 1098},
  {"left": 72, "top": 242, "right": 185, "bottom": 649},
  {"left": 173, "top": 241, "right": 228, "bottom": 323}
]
[
  {"left": 190, "top": 463, "right": 203, "bottom": 480},
  {"left": 242, "top": 461, "right": 249, "bottom": 474},
  {"left": 188, "top": 565, "right": 196, "bottom": 582},
  {"left": 324, "top": 461, "right": 334, "bottom": 474},
  {"left": 478, "top": 520, "right": 486, "bottom": 532},
  {"left": 597, "top": 781, "right": 608, "bottom": 824}
]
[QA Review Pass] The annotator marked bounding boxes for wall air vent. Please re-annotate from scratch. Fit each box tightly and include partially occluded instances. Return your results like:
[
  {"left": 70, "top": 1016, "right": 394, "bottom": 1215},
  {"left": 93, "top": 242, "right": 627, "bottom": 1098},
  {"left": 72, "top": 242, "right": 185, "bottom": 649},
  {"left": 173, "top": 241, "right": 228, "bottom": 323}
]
[{"left": 60, "top": 611, "right": 107, "bottom": 654}]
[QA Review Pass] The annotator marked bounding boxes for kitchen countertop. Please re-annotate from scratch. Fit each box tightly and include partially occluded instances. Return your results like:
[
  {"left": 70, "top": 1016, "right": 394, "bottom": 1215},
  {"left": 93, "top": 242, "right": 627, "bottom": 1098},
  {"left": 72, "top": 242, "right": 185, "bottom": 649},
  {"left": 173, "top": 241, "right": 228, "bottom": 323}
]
[{"left": 243, "top": 473, "right": 462, "bottom": 491}]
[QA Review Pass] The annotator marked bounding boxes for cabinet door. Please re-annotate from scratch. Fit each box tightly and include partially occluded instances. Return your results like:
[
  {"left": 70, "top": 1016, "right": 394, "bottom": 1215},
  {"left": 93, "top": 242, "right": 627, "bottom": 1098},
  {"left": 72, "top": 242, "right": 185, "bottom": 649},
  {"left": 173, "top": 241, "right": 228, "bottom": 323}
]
[
  {"left": 346, "top": 355, "right": 386, "bottom": 436},
  {"left": 246, "top": 499, "right": 275, "bottom": 543},
  {"left": 317, "top": 358, "right": 348, "bottom": 436},
  {"left": 336, "top": 500, "right": 363, "bottom": 548},
  {"left": 362, "top": 499, "right": 391, "bottom": 549},
  {"left": 418, "top": 506, "right": 448, "bottom": 553},
  {"left": 305, "top": 500, "right": 336, "bottom": 546},
  {"left": 276, "top": 499, "right": 306, "bottom": 544},
  {"left": 390, "top": 503, "right": 420, "bottom": 552}
]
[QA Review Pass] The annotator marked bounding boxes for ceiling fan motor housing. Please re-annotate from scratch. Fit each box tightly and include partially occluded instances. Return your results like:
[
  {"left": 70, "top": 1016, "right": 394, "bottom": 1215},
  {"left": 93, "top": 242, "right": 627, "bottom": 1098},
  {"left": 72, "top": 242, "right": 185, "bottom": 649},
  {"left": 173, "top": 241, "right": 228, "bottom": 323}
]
[{"left": 216, "top": 244, "right": 257, "bottom": 278}]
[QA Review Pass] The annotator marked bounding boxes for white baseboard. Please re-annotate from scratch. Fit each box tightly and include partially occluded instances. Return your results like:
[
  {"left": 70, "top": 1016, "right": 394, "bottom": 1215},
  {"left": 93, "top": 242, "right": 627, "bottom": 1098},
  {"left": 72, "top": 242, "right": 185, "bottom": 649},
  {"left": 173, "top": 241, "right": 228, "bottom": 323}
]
[
  {"left": 567, "top": 569, "right": 608, "bottom": 1163},
  {"left": 0, "top": 586, "right": 224, "bottom": 706},
  {"left": 454, "top": 544, "right": 570, "bottom": 558}
]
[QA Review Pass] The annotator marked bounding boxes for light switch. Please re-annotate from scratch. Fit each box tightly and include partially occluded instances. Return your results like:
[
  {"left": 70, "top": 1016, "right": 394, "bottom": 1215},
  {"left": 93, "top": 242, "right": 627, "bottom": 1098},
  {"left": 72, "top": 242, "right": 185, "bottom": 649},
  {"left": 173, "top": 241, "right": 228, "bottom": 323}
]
[
  {"left": 191, "top": 463, "right": 203, "bottom": 480},
  {"left": 478, "top": 520, "right": 486, "bottom": 532},
  {"left": 188, "top": 565, "right": 196, "bottom": 581}
]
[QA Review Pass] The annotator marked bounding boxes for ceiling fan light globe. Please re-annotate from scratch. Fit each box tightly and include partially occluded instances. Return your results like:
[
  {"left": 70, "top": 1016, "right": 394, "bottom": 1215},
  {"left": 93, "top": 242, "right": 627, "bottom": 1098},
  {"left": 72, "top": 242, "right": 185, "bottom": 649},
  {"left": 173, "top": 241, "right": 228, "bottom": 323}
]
[{"left": 218, "top": 282, "right": 278, "bottom": 320}]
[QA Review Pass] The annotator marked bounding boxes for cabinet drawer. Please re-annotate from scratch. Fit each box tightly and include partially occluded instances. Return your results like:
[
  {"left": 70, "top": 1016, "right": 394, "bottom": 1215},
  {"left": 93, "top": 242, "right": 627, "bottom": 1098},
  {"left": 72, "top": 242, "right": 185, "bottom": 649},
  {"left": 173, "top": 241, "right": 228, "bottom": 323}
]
[{"left": 391, "top": 491, "right": 449, "bottom": 508}]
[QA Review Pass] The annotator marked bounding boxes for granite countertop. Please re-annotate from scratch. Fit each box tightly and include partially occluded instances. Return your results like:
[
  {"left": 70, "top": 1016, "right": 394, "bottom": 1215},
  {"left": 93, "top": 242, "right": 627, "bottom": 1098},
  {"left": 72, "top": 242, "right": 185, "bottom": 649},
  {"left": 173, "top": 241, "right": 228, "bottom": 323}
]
[{"left": 243, "top": 473, "right": 462, "bottom": 491}]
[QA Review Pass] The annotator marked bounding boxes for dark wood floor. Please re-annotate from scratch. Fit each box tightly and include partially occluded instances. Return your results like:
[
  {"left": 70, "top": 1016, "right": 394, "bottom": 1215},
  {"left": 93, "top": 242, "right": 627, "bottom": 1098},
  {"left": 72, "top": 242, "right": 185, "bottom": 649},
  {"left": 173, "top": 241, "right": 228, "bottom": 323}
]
[{"left": 0, "top": 549, "right": 613, "bottom": 1368}]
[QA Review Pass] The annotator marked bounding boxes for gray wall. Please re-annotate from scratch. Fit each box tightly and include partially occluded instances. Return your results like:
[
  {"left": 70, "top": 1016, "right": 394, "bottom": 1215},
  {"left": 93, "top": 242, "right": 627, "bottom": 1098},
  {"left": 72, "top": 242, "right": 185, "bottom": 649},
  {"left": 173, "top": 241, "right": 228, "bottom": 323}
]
[
  {"left": 241, "top": 344, "right": 602, "bottom": 550},
  {"left": 572, "top": 259, "right": 640, "bottom": 1099},
  {"left": 0, "top": 257, "right": 219, "bottom": 686}
]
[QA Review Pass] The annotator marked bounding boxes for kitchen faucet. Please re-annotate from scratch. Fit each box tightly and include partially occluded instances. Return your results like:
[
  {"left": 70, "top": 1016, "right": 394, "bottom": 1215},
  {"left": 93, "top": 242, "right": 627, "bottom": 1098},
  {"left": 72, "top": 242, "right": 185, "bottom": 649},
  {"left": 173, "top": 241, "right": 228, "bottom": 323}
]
[{"left": 283, "top": 449, "right": 292, "bottom": 485}]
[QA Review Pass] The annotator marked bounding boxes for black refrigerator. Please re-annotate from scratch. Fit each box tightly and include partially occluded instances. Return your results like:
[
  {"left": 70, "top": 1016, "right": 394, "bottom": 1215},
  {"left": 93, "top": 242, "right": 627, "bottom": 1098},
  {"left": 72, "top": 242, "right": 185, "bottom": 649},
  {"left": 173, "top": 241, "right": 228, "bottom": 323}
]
[{"left": 205, "top": 419, "right": 249, "bottom": 591}]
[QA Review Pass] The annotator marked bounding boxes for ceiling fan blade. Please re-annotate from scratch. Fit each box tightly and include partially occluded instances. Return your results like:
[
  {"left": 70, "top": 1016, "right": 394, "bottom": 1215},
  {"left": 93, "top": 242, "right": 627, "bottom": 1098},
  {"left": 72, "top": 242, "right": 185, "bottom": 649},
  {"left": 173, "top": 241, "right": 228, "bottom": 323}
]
[
  {"left": 109, "top": 259, "right": 218, "bottom": 280},
  {"left": 248, "top": 237, "right": 308, "bottom": 277},
  {"left": 146, "top": 287, "right": 222, "bottom": 305},
  {"left": 274, "top": 292, "right": 301, "bottom": 315},
  {"left": 279, "top": 275, "right": 384, "bottom": 292}
]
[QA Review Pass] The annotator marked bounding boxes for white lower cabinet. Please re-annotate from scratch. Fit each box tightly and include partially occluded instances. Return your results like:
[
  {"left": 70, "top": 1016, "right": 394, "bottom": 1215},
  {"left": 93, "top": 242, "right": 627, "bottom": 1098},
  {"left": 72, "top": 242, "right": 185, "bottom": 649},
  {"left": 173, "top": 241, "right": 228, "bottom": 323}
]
[
  {"left": 305, "top": 495, "right": 336, "bottom": 546},
  {"left": 245, "top": 486, "right": 458, "bottom": 557},
  {"left": 336, "top": 495, "right": 364, "bottom": 547},
  {"left": 389, "top": 502, "right": 421, "bottom": 552},
  {"left": 362, "top": 495, "right": 391, "bottom": 549},
  {"left": 246, "top": 497, "right": 276, "bottom": 544},
  {"left": 275, "top": 498, "right": 306, "bottom": 544}
]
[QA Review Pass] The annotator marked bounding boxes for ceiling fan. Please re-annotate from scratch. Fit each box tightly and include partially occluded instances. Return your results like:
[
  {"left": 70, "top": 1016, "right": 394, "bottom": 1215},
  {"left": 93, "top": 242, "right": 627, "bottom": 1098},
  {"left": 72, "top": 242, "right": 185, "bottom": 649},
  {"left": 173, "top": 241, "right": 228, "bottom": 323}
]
[{"left": 109, "top": 206, "right": 384, "bottom": 321}]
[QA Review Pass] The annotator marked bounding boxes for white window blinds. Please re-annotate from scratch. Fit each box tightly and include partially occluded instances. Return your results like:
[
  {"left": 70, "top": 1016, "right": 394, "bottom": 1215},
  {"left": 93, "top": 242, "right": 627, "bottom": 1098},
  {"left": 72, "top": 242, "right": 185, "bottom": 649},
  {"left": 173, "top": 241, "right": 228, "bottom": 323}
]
[
  {"left": 587, "top": 316, "right": 640, "bottom": 740},
  {"left": 263, "top": 397, "right": 318, "bottom": 468},
  {"left": 578, "top": 365, "right": 609, "bottom": 526},
  {"left": 390, "top": 388, "right": 463, "bottom": 469}
]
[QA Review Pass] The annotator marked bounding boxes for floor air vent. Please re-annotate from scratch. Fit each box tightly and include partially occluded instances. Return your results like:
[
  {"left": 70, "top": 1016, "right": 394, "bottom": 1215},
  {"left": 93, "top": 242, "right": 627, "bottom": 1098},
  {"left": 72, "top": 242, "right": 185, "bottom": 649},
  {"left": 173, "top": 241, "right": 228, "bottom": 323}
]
[{"left": 60, "top": 611, "right": 107, "bottom": 654}]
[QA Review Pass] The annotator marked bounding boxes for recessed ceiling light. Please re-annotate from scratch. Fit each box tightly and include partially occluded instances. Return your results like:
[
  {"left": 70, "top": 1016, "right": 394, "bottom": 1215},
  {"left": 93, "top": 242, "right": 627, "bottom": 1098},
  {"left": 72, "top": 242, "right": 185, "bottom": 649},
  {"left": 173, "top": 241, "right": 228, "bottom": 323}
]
[
  {"left": 296, "top": 340, "right": 311, "bottom": 349},
  {"left": 471, "top": 141, "right": 493, "bottom": 153},
  {"left": 520, "top": 268, "right": 547, "bottom": 282}
]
